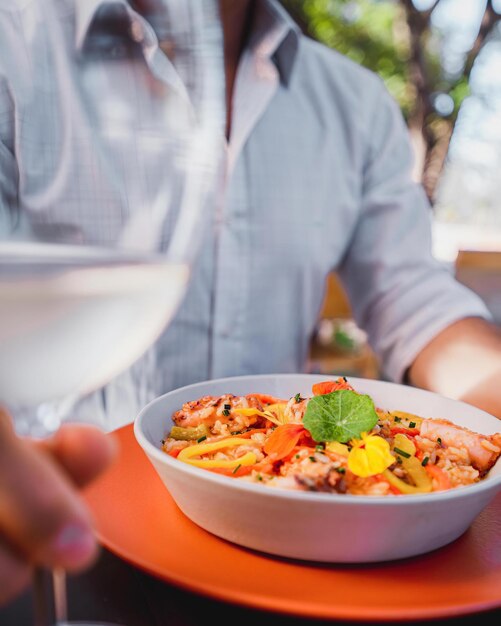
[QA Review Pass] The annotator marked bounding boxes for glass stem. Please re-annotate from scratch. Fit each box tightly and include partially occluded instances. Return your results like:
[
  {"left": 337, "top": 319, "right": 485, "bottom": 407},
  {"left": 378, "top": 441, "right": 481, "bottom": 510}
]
[
  {"left": 32, "top": 566, "right": 68, "bottom": 626},
  {"left": 53, "top": 568, "right": 68, "bottom": 624}
]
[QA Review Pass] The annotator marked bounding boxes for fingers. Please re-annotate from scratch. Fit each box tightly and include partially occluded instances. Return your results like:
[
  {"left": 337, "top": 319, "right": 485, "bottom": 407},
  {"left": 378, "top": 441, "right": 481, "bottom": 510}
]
[
  {"left": 36, "top": 423, "right": 118, "bottom": 488},
  {"left": 0, "top": 410, "right": 113, "bottom": 576},
  {"left": 0, "top": 541, "right": 30, "bottom": 606}
]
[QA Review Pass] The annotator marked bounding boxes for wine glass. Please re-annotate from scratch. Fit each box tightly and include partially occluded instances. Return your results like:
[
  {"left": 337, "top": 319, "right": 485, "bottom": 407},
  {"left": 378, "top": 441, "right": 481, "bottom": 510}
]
[{"left": 0, "top": 0, "right": 225, "bottom": 625}]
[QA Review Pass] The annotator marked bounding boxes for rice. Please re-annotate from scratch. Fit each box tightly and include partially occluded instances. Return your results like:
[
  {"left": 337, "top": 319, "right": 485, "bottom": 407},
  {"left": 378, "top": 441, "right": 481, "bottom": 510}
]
[{"left": 162, "top": 380, "right": 501, "bottom": 496}]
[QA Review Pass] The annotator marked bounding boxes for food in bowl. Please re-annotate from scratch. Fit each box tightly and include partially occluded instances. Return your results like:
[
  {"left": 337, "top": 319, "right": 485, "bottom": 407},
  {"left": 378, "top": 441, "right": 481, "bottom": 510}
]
[
  {"left": 135, "top": 374, "right": 501, "bottom": 562},
  {"left": 161, "top": 377, "right": 501, "bottom": 496}
]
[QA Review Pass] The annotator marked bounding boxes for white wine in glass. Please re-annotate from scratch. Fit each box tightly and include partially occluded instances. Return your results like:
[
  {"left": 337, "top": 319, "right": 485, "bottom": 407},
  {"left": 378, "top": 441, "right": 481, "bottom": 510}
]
[{"left": 0, "top": 0, "right": 225, "bottom": 624}]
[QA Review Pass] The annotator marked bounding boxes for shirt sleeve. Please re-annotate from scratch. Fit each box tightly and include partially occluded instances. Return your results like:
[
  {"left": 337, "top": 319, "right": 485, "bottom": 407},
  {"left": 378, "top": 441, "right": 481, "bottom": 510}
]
[{"left": 337, "top": 79, "right": 492, "bottom": 383}]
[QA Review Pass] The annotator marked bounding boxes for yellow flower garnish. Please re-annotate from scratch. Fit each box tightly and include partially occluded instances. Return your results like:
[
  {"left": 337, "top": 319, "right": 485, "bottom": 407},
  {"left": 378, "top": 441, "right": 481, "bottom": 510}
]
[
  {"left": 347, "top": 433, "right": 395, "bottom": 477},
  {"left": 232, "top": 403, "right": 289, "bottom": 426},
  {"left": 264, "top": 403, "right": 289, "bottom": 425}
]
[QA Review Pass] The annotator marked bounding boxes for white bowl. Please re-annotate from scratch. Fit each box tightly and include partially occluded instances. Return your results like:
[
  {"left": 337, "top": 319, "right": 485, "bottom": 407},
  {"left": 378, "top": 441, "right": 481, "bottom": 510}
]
[{"left": 134, "top": 374, "right": 501, "bottom": 563}]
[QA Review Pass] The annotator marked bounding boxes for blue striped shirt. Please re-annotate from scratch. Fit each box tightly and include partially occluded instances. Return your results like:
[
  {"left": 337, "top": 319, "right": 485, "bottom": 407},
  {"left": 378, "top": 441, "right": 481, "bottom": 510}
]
[{"left": 0, "top": 0, "right": 490, "bottom": 430}]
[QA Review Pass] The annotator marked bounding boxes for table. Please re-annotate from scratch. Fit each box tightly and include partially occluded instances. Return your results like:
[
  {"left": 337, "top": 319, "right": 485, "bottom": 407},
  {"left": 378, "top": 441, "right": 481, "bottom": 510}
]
[{"left": 0, "top": 548, "right": 500, "bottom": 626}]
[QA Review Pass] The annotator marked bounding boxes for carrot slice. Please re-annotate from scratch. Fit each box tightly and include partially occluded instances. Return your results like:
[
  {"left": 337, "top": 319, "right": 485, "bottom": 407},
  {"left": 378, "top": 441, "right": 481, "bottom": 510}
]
[
  {"left": 312, "top": 378, "right": 354, "bottom": 396},
  {"left": 390, "top": 427, "right": 420, "bottom": 437},
  {"left": 425, "top": 464, "right": 451, "bottom": 490},
  {"left": 166, "top": 448, "right": 182, "bottom": 458},
  {"left": 263, "top": 423, "right": 307, "bottom": 460}
]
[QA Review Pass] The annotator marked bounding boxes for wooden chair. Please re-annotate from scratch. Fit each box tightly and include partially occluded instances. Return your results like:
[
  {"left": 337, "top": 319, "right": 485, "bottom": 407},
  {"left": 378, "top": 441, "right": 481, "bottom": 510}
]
[
  {"left": 307, "top": 273, "right": 380, "bottom": 379},
  {"left": 454, "top": 250, "right": 501, "bottom": 326}
]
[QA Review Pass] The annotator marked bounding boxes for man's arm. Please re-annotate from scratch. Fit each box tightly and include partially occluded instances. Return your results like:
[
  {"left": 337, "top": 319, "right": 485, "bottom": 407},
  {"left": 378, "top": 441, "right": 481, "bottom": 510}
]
[{"left": 408, "top": 317, "right": 501, "bottom": 420}]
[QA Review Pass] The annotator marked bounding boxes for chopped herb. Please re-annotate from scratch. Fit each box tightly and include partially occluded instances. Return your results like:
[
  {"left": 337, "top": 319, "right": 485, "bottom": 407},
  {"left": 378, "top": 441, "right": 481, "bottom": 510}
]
[
  {"left": 161, "top": 439, "right": 165, "bottom": 445},
  {"left": 336, "top": 467, "right": 346, "bottom": 474},
  {"left": 295, "top": 454, "right": 300, "bottom": 459},
  {"left": 197, "top": 435, "right": 207, "bottom": 443},
  {"left": 256, "top": 474, "right": 263, "bottom": 481},
  {"left": 397, "top": 456, "right": 402, "bottom": 464},
  {"left": 315, "top": 444, "right": 325, "bottom": 452},
  {"left": 421, "top": 456, "right": 430, "bottom": 467},
  {"left": 393, "top": 416, "right": 401, "bottom": 422},
  {"left": 343, "top": 376, "right": 348, "bottom": 382},
  {"left": 303, "top": 390, "right": 378, "bottom": 443},
  {"left": 437, "top": 437, "right": 442, "bottom": 445},
  {"left": 223, "top": 403, "right": 231, "bottom": 410},
  {"left": 294, "top": 393, "right": 303, "bottom": 403},
  {"left": 394, "top": 447, "right": 411, "bottom": 458},
  {"left": 232, "top": 464, "right": 242, "bottom": 474},
  {"left": 409, "top": 421, "right": 416, "bottom": 428},
  {"left": 222, "top": 409, "right": 230, "bottom": 417},
  {"left": 309, "top": 456, "right": 316, "bottom": 462}
]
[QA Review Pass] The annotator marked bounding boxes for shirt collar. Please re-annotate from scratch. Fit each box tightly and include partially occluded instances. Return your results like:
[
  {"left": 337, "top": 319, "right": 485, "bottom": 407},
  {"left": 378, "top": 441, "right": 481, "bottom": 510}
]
[
  {"left": 75, "top": 0, "right": 165, "bottom": 67},
  {"left": 75, "top": 0, "right": 115, "bottom": 50},
  {"left": 252, "top": 0, "right": 300, "bottom": 85},
  {"left": 75, "top": 0, "right": 300, "bottom": 80}
]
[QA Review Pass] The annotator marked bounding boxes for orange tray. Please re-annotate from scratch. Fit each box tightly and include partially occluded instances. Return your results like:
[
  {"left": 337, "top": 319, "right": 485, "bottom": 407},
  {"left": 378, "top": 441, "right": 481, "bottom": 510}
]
[{"left": 83, "top": 425, "right": 501, "bottom": 622}]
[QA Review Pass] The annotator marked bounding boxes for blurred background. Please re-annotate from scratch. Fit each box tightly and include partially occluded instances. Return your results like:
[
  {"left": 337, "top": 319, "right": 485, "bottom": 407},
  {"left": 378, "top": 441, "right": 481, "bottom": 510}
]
[{"left": 280, "top": 0, "right": 501, "bottom": 379}]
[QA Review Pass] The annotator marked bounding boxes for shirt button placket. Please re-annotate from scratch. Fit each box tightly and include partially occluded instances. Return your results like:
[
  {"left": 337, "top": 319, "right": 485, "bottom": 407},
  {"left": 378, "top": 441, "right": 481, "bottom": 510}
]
[{"left": 212, "top": 163, "right": 247, "bottom": 376}]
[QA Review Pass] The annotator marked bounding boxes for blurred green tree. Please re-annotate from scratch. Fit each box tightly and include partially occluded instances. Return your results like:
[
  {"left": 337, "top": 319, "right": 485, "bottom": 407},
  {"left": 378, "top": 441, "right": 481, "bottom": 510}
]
[{"left": 280, "top": 0, "right": 501, "bottom": 204}]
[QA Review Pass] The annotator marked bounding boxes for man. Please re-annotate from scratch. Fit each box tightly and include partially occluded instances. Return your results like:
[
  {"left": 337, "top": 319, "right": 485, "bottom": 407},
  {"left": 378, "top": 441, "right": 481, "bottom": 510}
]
[{"left": 1, "top": 0, "right": 500, "bottom": 606}]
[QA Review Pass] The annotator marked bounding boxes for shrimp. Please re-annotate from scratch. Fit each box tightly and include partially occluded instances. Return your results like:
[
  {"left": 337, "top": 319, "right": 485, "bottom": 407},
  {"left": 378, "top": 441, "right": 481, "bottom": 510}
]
[
  {"left": 420, "top": 418, "right": 501, "bottom": 472},
  {"left": 172, "top": 393, "right": 268, "bottom": 429}
]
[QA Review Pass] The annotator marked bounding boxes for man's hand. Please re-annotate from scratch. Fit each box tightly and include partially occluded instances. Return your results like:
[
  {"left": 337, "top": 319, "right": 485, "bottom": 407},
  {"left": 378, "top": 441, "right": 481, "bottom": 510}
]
[
  {"left": 408, "top": 317, "right": 501, "bottom": 420},
  {"left": 0, "top": 409, "right": 117, "bottom": 605}
]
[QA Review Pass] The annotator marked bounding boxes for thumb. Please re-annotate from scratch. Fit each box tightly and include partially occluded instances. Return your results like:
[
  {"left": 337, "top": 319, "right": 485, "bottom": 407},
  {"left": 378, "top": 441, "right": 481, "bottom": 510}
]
[{"left": 0, "top": 409, "right": 98, "bottom": 572}]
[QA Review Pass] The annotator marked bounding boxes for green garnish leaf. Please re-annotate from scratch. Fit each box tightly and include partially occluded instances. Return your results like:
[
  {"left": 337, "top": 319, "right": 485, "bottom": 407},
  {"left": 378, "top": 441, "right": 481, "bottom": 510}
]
[
  {"left": 302, "top": 390, "right": 378, "bottom": 443},
  {"left": 394, "top": 447, "right": 411, "bottom": 458}
]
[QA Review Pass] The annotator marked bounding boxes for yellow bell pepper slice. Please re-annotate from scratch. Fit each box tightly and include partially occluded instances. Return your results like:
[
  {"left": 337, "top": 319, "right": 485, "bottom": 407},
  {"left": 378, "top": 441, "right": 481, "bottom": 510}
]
[
  {"left": 383, "top": 461, "right": 432, "bottom": 493},
  {"left": 393, "top": 433, "right": 416, "bottom": 456},
  {"left": 347, "top": 433, "right": 395, "bottom": 477},
  {"left": 177, "top": 437, "right": 258, "bottom": 468},
  {"left": 391, "top": 411, "right": 423, "bottom": 428},
  {"left": 231, "top": 408, "right": 267, "bottom": 417},
  {"left": 384, "top": 433, "right": 432, "bottom": 493},
  {"left": 168, "top": 424, "right": 210, "bottom": 441},
  {"left": 325, "top": 441, "right": 350, "bottom": 457}
]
